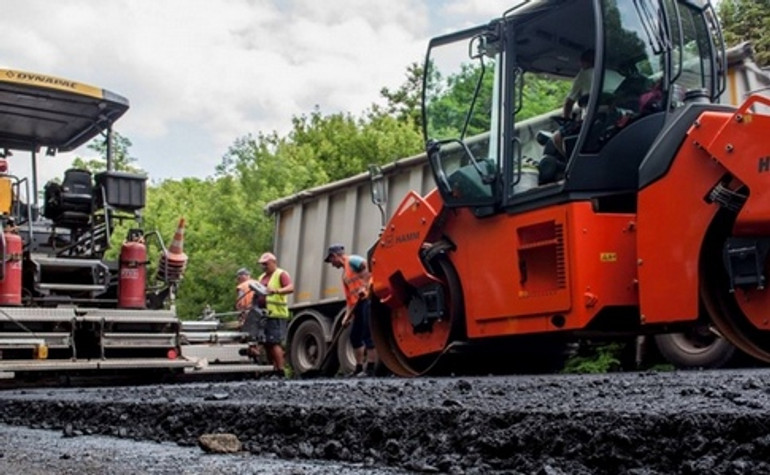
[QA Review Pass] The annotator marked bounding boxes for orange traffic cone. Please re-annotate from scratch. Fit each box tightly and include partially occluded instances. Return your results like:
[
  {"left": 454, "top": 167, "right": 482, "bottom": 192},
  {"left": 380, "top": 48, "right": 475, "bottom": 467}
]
[
  {"left": 157, "top": 217, "right": 188, "bottom": 283},
  {"left": 168, "top": 217, "right": 186, "bottom": 256}
]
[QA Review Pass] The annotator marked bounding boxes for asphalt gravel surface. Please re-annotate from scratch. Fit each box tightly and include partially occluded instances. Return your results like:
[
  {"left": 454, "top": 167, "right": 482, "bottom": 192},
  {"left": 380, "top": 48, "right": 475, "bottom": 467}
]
[
  {"left": 2, "top": 369, "right": 770, "bottom": 474},
  {"left": 0, "top": 424, "right": 404, "bottom": 474}
]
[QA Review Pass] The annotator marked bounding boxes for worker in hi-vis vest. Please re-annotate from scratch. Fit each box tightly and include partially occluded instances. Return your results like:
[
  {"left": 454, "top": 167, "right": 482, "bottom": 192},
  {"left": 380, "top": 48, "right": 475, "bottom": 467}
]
[
  {"left": 325, "top": 244, "right": 377, "bottom": 377},
  {"left": 256, "top": 252, "right": 293, "bottom": 378}
]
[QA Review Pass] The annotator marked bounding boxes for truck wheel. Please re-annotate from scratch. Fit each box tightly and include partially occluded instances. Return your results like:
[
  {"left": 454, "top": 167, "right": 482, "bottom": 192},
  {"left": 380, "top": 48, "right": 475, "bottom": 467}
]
[
  {"left": 336, "top": 325, "right": 356, "bottom": 376},
  {"left": 289, "top": 319, "right": 328, "bottom": 375},
  {"left": 654, "top": 329, "right": 735, "bottom": 369}
]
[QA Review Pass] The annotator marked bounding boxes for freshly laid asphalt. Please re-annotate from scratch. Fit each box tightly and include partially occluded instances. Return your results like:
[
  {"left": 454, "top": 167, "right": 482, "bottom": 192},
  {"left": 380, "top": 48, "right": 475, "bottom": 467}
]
[{"left": 2, "top": 369, "right": 770, "bottom": 474}]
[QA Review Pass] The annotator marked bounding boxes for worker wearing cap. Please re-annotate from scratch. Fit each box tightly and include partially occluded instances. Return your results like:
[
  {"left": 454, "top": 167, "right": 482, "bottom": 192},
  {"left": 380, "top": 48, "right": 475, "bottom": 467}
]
[
  {"left": 235, "top": 268, "right": 257, "bottom": 313},
  {"left": 325, "top": 244, "right": 377, "bottom": 377},
  {"left": 256, "top": 252, "right": 293, "bottom": 377},
  {"left": 235, "top": 267, "right": 262, "bottom": 359}
]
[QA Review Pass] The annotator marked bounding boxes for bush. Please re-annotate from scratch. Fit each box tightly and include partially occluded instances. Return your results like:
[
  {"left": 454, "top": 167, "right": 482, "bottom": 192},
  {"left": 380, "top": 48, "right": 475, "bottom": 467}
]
[{"left": 562, "top": 342, "right": 624, "bottom": 374}]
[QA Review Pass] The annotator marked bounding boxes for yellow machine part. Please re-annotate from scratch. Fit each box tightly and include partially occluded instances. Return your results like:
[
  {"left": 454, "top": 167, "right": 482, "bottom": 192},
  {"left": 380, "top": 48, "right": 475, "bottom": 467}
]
[
  {"left": 0, "top": 177, "right": 12, "bottom": 216},
  {"left": 35, "top": 344, "right": 48, "bottom": 360}
]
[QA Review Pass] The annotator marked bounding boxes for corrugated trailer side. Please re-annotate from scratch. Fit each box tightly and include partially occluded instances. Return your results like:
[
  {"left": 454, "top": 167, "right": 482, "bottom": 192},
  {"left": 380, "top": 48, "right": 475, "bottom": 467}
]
[{"left": 722, "top": 42, "right": 770, "bottom": 107}]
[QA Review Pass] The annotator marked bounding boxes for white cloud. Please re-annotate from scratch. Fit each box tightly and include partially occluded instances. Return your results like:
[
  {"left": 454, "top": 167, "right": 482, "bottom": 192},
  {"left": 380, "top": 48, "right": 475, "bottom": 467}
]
[
  {"left": 442, "top": 0, "right": 510, "bottom": 18},
  {"left": 1, "top": 0, "right": 429, "bottom": 182}
]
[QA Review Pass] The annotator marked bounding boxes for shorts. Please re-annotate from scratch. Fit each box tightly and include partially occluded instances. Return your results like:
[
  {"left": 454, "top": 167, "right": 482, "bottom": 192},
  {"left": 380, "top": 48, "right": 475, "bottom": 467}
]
[
  {"left": 349, "top": 299, "right": 374, "bottom": 350},
  {"left": 263, "top": 317, "right": 288, "bottom": 345}
]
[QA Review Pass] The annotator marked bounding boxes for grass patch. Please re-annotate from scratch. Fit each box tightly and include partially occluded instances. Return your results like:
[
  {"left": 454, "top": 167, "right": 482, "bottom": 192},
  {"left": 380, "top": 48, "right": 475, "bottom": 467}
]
[{"left": 562, "top": 342, "right": 624, "bottom": 374}]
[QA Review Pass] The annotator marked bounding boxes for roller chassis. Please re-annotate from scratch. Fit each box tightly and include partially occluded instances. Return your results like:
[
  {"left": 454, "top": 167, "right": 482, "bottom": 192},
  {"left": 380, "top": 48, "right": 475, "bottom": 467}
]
[{"left": 368, "top": 0, "right": 770, "bottom": 375}]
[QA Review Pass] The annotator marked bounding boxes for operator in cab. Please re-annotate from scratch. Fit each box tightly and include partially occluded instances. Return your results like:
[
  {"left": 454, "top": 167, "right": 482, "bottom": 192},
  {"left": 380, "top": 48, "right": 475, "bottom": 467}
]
[{"left": 539, "top": 49, "right": 623, "bottom": 185}]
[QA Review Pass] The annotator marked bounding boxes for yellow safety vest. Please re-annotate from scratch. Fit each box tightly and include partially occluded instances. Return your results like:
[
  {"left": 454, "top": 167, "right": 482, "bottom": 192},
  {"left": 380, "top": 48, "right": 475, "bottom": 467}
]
[{"left": 259, "top": 268, "right": 290, "bottom": 319}]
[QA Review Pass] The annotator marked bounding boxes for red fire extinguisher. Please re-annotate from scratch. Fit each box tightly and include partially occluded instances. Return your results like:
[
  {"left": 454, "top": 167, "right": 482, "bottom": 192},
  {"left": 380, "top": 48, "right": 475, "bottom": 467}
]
[
  {"left": 0, "top": 230, "right": 22, "bottom": 306},
  {"left": 118, "top": 238, "right": 147, "bottom": 309}
]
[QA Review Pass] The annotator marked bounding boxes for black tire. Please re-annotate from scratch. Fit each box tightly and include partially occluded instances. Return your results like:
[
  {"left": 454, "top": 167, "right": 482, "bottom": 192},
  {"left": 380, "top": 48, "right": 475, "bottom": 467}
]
[
  {"left": 289, "top": 319, "right": 328, "bottom": 375},
  {"left": 654, "top": 330, "right": 736, "bottom": 369},
  {"left": 336, "top": 325, "right": 356, "bottom": 376}
]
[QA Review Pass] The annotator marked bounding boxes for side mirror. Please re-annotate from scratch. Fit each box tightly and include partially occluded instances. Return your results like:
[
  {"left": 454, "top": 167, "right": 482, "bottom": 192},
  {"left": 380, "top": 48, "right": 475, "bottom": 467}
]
[
  {"left": 369, "top": 165, "right": 387, "bottom": 206},
  {"left": 369, "top": 165, "right": 387, "bottom": 229}
]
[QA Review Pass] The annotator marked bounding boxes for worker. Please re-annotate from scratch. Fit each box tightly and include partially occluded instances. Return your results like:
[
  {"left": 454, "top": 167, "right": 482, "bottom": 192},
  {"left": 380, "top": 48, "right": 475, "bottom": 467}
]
[
  {"left": 235, "top": 267, "right": 261, "bottom": 360},
  {"left": 539, "top": 49, "right": 624, "bottom": 184},
  {"left": 324, "top": 244, "right": 377, "bottom": 377},
  {"left": 256, "top": 252, "right": 293, "bottom": 378}
]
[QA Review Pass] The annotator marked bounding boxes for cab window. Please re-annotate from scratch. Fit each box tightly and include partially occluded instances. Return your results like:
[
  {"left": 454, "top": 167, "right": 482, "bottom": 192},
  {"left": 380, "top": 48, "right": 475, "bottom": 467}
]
[{"left": 581, "top": 0, "right": 667, "bottom": 154}]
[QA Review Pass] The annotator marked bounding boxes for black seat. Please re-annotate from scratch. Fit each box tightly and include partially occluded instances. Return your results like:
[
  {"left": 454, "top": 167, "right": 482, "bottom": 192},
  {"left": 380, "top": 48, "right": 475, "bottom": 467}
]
[{"left": 44, "top": 168, "right": 94, "bottom": 229}]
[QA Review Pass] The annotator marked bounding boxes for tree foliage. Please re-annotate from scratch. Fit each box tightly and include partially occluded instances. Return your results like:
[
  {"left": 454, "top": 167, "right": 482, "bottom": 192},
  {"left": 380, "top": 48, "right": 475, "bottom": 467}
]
[
  {"left": 142, "top": 177, "right": 255, "bottom": 318},
  {"left": 72, "top": 131, "right": 143, "bottom": 174},
  {"left": 379, "top": 62, "right": 424, "bottom": 131},
  {"left": 426, "top": 60, "right": 570, "bottom": 140},
  {"left": 718, "top": 0, "right": 770, "bottom": 67}
]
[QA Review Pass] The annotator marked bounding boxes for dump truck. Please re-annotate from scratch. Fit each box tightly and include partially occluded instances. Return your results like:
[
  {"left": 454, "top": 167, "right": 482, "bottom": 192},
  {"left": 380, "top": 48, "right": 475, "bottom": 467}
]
[
  {"left": 0, "top": 68, "right": 268, "bottom": 380},
  {"left": 267, "top": 30, "right": 770, "bottom": 376},
  {"left": 365, "top": 0, "right": 770, "bottom": 376}
]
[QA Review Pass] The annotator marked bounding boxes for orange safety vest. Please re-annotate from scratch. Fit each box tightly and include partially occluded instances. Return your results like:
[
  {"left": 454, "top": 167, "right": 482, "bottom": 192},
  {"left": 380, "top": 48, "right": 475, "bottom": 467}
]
[
  {"left": 235, "top": 279, "right": 258, "bottom": 311},
  {"left": 342, "top": 255, "right": 370, "bottom": 307}
]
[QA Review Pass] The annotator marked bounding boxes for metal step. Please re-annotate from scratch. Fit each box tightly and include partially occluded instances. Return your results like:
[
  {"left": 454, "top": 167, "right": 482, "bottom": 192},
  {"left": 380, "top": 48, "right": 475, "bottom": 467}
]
[
  {"left": 0, "top": 357, "right": 196, "bottom": 373},
  {"left": 102, "top": 332, "right": 177, "bottom": 348},
  {"left": 0, "top": 333, "right": 70, "bottom": 349},
  {"left": 37, "top": 283, "right": 107, "bottom": 292}
]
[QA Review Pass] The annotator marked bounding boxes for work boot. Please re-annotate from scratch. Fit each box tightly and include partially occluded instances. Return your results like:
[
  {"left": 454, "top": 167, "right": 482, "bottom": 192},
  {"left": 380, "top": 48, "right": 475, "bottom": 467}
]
[
  {"left": 239, "top": 345, "right": 261, "bottom": 359},
  {"left": 348, "top": 364, "right": 364, "bottom": 378},
  {"left": 257, "top": 369, "right": 285, "bottom": 380},
  {"left": 268, "top": 369, "right": 286, "bottom": 379},
  {"left": 355, "top": 363, "right": 376, "bottom": 378}
]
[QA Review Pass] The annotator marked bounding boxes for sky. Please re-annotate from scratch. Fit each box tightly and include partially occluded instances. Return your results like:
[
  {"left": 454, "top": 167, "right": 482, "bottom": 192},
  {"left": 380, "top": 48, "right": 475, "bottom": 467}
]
[{"left": 1, "top": 0, "right": 508, "bottom": 185}]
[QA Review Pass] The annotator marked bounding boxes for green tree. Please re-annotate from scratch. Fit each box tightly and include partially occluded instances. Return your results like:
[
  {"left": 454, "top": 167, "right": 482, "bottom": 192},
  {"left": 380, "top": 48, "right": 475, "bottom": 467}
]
[
  {"left": 142, "top": 176, "right": 261, "bottom": 319},
  {"left": 220, "top": 108, "right": 423, "bottom": 187},
  {"left": 72, "top": 131, "right": 143, "bottom": 174},
  {"left": 171, "top": 107, "right": 423, "bottom": 319},
  {"left": 427, "top": 61, "right": 570, "bottom": 139},
  {"left": 718, "top": 0, "right": 770, "bottom": 67},
  {"left": 379, "top": 62, "right": 424, "bottom": 131},
  {"left": 425, "top": 61, "right": 496, "bottom": 139},
  {"left": 519, "top": 73, "right": 572, "bottom": 120}
]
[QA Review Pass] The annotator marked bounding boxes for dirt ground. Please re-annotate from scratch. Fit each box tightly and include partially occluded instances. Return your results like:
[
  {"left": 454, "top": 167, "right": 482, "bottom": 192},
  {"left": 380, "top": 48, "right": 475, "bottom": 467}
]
[{"left": 2, "top": 369, "right": 770, "bottom": 474}]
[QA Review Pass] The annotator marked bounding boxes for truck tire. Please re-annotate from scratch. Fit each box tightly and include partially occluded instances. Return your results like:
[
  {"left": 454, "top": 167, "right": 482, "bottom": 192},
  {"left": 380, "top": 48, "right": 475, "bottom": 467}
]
[
  {"left": 289, "top": 319, "right": 329, "bottom": 375},
  {"left": 654, "top": 330, "right": 736, "bottom": 369},
  {"left": 336, "top": 325, "right": 356, "bottom": 376}
]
